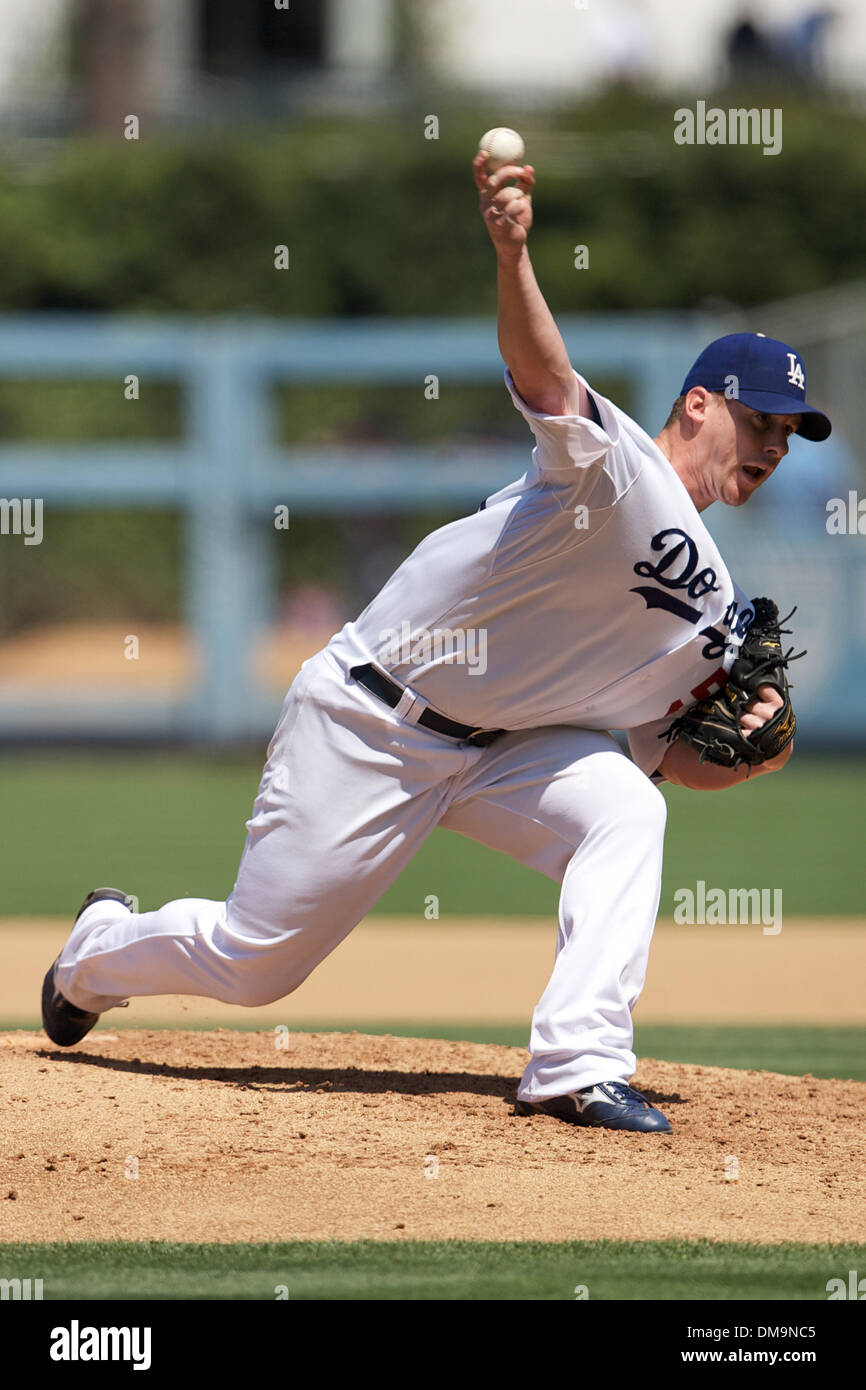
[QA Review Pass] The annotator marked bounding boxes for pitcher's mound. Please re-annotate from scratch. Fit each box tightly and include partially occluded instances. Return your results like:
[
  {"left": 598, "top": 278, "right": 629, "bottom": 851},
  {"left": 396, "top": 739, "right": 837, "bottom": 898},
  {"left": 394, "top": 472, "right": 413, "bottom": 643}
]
[{"left": 1, "top": 1029, "right": 862, "bottom": 1244}]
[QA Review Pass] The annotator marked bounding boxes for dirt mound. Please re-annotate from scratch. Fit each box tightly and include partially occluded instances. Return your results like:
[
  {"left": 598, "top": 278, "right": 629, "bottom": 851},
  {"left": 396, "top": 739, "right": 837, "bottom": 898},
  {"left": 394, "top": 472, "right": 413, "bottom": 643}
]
[{"left": 1, "top": 1030, "right": 862, "bottom": 1245}]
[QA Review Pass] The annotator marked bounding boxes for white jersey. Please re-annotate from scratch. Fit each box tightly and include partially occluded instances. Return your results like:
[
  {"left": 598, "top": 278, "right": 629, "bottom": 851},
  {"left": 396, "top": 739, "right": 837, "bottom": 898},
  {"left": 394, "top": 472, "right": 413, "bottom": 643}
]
[
  {"left": 59, "top": 373, "right": 740, "bottom": 1106},
  {"left": 328, "top": 369, "right": 753, "bottom": 779}
]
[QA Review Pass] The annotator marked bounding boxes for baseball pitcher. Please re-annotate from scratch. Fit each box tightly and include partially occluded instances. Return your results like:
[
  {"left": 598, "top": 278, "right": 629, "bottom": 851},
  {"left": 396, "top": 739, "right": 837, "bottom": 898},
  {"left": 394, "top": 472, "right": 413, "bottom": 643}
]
[{"left": 42, "top": 151, "right": 830, "bottom": 1133}]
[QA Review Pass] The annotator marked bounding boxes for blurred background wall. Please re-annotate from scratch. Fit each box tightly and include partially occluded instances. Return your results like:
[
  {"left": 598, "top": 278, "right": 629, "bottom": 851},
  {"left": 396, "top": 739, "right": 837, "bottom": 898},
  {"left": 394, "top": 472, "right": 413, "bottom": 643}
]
[{"left": 0, "top": 0, "right": 862, "bottom": 748}]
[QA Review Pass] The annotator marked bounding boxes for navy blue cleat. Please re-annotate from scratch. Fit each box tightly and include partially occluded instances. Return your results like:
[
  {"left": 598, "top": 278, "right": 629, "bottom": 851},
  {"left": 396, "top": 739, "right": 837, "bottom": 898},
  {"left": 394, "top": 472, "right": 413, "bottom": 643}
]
[
  {"left": 41, "top": 888, "right": 135, "bottom": 1047},
  {"left": 516, "top": 1081, "right": 672, "bottom": 1133}
]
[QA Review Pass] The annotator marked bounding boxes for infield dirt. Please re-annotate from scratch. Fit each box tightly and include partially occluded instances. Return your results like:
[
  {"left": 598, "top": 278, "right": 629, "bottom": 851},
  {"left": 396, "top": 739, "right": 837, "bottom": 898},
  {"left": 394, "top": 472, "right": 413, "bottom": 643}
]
[{"left": 1, "top": 1029, "right": 863, "bottom": 1246}]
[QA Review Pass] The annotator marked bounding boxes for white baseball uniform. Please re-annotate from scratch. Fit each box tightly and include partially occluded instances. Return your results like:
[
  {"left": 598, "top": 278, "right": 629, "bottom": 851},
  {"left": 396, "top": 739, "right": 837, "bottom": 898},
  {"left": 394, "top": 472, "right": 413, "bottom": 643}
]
[{"left": 56, "top": 369, "right": 752, "bottom": 1098}]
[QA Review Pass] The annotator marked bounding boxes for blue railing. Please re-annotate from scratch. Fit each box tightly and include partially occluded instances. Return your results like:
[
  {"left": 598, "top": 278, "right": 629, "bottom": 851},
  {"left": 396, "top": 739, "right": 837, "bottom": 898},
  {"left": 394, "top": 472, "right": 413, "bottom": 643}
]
[{"left": 0, "top": 314, "right": 858, "bottom": 744}]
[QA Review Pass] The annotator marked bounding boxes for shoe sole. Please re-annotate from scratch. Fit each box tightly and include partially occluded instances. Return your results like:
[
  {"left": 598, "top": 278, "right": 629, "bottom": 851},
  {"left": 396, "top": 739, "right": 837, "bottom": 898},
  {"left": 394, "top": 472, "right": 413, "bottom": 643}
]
[{"left": 41, "top": 960, "right": 100, "bottom": 1047}]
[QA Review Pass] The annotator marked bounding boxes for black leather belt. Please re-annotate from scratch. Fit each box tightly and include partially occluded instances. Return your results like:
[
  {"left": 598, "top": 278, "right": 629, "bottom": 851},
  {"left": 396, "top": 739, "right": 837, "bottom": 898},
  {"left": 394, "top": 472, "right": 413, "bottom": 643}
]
[{"left": 350, "top": 663, "right": 504, "bottom": 747}]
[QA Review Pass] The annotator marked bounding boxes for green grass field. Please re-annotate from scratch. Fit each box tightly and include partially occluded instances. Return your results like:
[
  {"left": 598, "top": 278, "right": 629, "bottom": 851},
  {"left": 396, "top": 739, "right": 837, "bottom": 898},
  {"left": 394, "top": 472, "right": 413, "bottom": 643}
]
[
  {"left": 2, "top": 1239, "right": 863, "bottom": 1301},
  {"left": 1, "top": 751, "right": 863, "bottom": 917}
]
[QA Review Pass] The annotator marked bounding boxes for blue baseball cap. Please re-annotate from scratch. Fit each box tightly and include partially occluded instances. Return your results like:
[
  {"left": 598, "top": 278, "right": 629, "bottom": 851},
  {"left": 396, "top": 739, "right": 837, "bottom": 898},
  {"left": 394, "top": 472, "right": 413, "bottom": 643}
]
[{"left": 680, "top": 332, "right": 831, "bottom": 441}]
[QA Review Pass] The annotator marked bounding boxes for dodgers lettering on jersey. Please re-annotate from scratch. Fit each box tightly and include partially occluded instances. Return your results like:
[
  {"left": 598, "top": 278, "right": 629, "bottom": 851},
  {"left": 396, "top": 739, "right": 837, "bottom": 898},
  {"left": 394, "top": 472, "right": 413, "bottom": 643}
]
[{"left": 327, "top": 368, "right": 751, "bottom": 779}]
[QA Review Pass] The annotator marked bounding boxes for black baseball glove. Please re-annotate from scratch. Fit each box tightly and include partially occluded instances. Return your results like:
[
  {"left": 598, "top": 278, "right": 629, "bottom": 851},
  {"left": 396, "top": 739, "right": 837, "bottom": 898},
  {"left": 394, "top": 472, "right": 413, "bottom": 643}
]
[{"left": 664, "top": 597, "right": 802, "bottom": 772}]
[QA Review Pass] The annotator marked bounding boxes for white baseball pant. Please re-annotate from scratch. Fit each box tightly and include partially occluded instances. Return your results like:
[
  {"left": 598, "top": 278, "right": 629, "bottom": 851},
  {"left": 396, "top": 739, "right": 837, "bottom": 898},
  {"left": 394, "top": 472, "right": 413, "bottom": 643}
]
[{"left": 55, "top": 647, "right": 667, "bottom": 1098}]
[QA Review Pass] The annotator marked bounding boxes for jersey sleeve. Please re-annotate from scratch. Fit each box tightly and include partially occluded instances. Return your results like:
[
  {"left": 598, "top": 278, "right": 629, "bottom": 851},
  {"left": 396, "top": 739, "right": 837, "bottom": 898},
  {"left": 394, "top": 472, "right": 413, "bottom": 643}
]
[
  {"left": 504, "top": 368, "right": 621, "bottom": 476},
  {"left": 626, "top": 715, "right": 674, "bottom": 784}
]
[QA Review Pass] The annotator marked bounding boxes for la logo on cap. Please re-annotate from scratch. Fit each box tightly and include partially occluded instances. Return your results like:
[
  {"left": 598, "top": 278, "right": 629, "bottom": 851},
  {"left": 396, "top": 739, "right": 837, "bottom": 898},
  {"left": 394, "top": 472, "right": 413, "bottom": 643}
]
[{"left": 787, "top": 352, "right": 805, "bottom": 389}]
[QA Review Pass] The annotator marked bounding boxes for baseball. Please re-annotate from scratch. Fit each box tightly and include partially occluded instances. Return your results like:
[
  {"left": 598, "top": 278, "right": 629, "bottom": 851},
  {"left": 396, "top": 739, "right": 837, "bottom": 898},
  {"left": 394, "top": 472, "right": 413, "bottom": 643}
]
[{"left": 478, "top": 127, "right": 525, "bottom": 173}]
